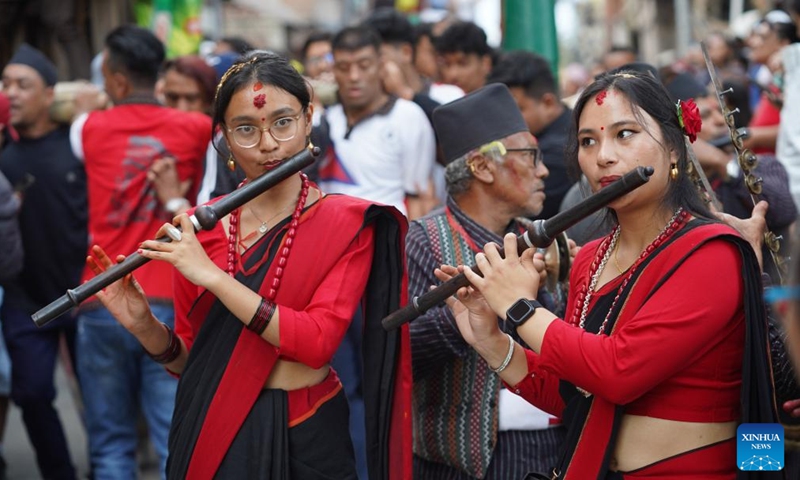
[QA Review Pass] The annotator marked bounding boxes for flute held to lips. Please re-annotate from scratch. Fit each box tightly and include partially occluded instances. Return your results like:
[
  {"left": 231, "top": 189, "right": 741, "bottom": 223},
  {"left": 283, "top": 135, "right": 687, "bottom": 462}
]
[
  {"left": 381, "top": 165, "right": 654, "bottom": 331},
  {"left": 31, "top": 146, "right": 320, "bottom": 328}
]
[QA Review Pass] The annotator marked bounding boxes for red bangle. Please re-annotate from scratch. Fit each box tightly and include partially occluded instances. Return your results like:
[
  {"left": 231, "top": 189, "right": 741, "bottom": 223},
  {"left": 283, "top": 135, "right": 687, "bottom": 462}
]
[
  {"left": 247, "top": 298, "right": 276, "bottom": 335},
  {"left": 146, "top": 323, "right": 181, "bottom": 364}
]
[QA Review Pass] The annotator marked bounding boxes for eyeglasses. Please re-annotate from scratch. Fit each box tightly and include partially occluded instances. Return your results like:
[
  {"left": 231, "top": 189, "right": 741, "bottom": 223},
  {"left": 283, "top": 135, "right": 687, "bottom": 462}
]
[
  {"left": 227, "top": 114, "right": 302, "bottom": 148},
  {"left": 479, "top": 141, "right": 543, "bottom": 169},
  {"left": 307, "top": 52, "right": 333, "bottom": 66},
  {"left": 505, "top": 147, "right": 543, "bottom": 168}
]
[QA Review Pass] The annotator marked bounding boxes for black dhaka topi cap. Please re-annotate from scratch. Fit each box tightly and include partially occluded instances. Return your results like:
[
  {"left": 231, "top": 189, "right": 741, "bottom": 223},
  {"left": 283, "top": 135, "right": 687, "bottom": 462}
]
[
  {"left": 8, "top": 43, "right": 58, "bottom": 86},
  {"left": 432, "top": 83, "right": 528, "bottom": 165}
]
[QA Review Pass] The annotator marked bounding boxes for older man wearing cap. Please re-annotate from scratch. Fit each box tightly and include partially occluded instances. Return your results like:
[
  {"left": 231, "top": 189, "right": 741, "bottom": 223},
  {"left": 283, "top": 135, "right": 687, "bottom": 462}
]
[
  {"left": 0, "top": 42, "right": 85, "bottom": 480},
  {"left": 407, "top": 83, "right": 564, "bottom": 479}
]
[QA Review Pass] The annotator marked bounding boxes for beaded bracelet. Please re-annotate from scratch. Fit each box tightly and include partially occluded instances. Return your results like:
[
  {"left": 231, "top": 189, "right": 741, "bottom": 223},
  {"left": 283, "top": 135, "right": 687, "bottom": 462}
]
[
  {"left": 247, "top": 298, "right": 277, "bottom": 335},
  {"left": 489, "top": 333, "right": 515, "bottom": 374},
  {"left": 146, "top": 323, "right": 181, "bottom": 364}
]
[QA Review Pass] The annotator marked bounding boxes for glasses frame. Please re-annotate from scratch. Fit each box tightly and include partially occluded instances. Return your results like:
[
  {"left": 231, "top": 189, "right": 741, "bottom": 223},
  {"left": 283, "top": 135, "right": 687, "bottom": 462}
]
[
  {"left": 227, "top": 113, "right": 303, "bottom": 149},
  {"left": 505, "top": 147, "right": 543, "bottom": 169},
  {"left": 478, "top": 141, "right": 543, "bottom": 169}
]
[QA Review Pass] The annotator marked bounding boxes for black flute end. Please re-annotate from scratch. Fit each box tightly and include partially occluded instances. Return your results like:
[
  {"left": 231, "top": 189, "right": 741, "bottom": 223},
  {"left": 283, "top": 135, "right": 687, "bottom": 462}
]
[
  {"left": 32, "top": 293, "right": 77, "bottom": 328},
  {"left": 382, "top": 302, "right": 421, "bottom": 331}
]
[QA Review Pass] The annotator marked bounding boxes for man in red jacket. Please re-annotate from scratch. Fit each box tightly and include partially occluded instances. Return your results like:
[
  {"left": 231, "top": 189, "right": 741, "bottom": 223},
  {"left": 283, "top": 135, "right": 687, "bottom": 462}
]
[{"left": 69, "top": 25, "right": 211, "bottom": 479}]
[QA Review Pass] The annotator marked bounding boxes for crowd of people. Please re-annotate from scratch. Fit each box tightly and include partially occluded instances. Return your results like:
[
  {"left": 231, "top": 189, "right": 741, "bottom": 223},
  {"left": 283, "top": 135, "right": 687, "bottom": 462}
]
[{"left": 2, "top": 3, "right": 800, "bottom": 480}]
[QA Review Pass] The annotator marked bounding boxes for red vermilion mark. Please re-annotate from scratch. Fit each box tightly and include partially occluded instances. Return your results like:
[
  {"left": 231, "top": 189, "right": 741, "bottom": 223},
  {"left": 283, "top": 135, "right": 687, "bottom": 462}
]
[
  {"left": 595, "top": 90, "right": 608, "bottom": 105},
  {"left": 253, "top": 94, "right": 266, "bottom": 108},
  {"left": 253, "top": 82, "right": 263, "bottom": 91},
  {"left": 600, "top": 126, "right": 604, "bottom": 130},
  {"left": 261, "top": 117, "right": 266, "bottom": 122}
]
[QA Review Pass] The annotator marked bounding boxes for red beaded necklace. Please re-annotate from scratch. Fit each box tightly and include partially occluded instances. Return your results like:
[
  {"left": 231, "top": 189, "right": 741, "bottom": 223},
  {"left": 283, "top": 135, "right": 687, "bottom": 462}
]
[
  {"left": 572, "top": 208, "right": 689, "bottom": 334},
  {"left": 226, "top": 173, "right": 310, "bottom": 302}
]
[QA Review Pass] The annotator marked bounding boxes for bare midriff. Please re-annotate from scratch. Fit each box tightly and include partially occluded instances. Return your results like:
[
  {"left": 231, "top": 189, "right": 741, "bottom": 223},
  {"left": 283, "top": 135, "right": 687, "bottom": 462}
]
[
  {"left": 609, "top": 414, "right": 736, "bottom": 472},
  {"left": 264, "top": 359, "right": 330, "bottom": 391}
]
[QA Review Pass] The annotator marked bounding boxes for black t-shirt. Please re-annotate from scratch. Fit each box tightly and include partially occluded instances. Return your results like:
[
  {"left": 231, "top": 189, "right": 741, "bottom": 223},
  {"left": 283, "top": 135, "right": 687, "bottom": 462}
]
[{"left": 0, "top": 126, "right": 87, "bottom": 314}]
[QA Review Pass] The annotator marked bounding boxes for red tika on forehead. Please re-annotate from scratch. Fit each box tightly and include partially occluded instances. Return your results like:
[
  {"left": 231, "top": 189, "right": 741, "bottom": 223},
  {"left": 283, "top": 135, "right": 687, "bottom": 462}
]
[
  {"left": 253, "top": 93, "right": 266, "bottom": 108},
  {"left": 595, "top": 90, "right": 608, "bottom": 106},
  {"left": 253, "top": 82, "right": 263, "bottom": 91}
]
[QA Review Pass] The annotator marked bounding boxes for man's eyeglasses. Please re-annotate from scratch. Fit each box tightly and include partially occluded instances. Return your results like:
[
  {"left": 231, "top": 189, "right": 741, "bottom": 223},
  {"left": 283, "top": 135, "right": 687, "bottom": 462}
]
[
  {"left": 479, "top": 141, "right": 542, "bottom": 169},
  {"left": 505, "top": 147, "right": 543, "bottom": 168},
  {"left": 227, "top": 114, "right": 302, "bottom": 148},
  {"left": 307, "top": 52, "right": 333, "bottom": 66}
]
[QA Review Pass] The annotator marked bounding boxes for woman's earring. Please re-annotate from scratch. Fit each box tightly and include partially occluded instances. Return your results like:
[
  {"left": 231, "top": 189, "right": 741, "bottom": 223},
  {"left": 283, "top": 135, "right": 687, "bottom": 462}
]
[
  {"left": 227, "top": 155, "right": 236, "bottom": 172},
  {"left": 670, "top": 163, "right": 679, "bottom": 180}
]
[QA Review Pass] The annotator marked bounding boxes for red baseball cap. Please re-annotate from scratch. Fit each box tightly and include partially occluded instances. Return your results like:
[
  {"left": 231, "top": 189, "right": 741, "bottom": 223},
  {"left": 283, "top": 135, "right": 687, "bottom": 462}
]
[{"left": 0, "top": 92, "right": 19, "bottom": 142}]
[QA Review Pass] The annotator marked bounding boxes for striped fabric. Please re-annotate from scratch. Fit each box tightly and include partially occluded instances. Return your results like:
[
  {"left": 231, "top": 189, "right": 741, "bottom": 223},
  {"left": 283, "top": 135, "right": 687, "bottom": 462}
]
[
  {"left": 408, "top": 198, "right": 565, "bottom": 479},
  {"left": 414, "top": 429, "right": 565, "bottom": 480}
]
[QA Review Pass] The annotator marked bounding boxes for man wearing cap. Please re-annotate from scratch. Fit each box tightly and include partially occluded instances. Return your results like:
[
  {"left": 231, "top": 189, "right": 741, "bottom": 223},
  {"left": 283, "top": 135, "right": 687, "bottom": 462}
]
[
  {"left": 488, "top": 50, "right": 574, "bottom": 221},
  {"left": 407, "top": 83, "right": 564, "bottom": 479},
  {"left": 0, "top": 42, "right": 85, "bottom": 479}
]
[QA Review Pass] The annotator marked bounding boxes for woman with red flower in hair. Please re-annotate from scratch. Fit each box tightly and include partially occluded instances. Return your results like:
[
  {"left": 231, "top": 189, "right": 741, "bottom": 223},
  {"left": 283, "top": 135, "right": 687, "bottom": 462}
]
[{"left": 436, "top": 71, "right": 779, "bottom": 479}]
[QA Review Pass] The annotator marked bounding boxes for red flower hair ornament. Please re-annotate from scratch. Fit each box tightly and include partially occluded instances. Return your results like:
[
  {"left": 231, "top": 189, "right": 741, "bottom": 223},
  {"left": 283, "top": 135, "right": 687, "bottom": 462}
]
[{"left": 676, "top": 98, "right": 702, "bottom": 143}]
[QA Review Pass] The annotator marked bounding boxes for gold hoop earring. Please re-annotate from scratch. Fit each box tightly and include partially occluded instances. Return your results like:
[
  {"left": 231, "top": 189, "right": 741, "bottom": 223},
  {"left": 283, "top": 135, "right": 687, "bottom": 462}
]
[
  {"left": 670, "top": 163, "right": 679, "bottom": 180},
  {"left": 227, "top": 155, "right": 236, "bottom": 172}
]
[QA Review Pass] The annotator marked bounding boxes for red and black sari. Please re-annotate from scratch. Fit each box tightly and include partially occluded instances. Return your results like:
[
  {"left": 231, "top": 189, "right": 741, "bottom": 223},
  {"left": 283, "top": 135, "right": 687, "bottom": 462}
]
[
  {"left": 536, "top": 220, "right": 780, "bottom": 479},
  {"left": 166, "top": 194, "right": 412, "bottom": 480}
]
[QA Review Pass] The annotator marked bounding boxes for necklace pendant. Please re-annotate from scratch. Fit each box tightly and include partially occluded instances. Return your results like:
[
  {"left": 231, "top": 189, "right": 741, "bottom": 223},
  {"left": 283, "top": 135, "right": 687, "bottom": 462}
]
[{"left": 258, "top": 223, "right": 268, "bottom": 234}]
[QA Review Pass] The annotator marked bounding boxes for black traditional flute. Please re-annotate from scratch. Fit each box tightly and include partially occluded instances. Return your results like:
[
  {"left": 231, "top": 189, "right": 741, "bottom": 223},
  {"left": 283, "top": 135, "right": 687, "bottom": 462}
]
[
  {"left": 382, "top": 165, "right": 654, "bottom": 331},
  {"left": 32, "top": 147, "right": 319, "bottom": 328}
]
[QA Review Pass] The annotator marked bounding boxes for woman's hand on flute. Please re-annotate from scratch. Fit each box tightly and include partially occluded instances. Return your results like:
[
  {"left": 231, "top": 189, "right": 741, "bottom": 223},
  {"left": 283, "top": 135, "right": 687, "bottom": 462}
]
[
  {"left": 437, "top": 264, "right": 528, "bottom": 383},
  {"left": 87, "top": 245, "right": 157, "bottom": 336},
  {"left": 461, "top": 233, "right": 542, "bottom": 320},
  {"left": 138, "top": 214, "right": 223, "bottom": 289},
  {"left": 435, "top": 264, "right": 500, "bottom": 347}
]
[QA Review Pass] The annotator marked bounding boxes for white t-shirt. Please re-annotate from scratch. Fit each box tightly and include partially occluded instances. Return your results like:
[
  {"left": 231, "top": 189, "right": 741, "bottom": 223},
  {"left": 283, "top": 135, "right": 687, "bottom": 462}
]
[
  {"left": 429, "top": 83, "right": 464, "bottom": 105},
  {"left": 318, "top": 97, "right": 436, "bottom": 216}
]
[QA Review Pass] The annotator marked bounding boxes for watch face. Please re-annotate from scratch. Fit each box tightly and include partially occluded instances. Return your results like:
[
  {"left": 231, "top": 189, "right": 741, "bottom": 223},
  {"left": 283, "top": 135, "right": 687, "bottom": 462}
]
[{"left": 508, "top": 299, "right": 534, "bottom": 323}]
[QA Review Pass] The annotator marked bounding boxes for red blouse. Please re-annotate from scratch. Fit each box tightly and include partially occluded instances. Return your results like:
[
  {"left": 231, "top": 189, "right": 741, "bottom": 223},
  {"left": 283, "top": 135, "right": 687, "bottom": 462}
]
[
  {"left": 508, "top": 238, "right": 745, "bottom": 422},
  {"left": 174, "top": 197, "right": 374, "bottom": 365},
  {"left": 172, "top": 195, "right": 376, "bottom": 423}
]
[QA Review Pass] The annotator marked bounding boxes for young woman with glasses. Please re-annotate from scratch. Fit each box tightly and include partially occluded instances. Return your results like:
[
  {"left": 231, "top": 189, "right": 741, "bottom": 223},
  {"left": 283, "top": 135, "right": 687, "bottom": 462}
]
[{"left": 85, "top": 51, "right": 412, "bottom": 480}]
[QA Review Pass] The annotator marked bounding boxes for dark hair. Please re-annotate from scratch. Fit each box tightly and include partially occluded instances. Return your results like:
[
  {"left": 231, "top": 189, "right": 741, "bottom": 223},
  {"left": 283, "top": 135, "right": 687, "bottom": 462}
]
[
  {"left": 412, "top": 22, "right": 435, "bottom": 47},
  {"left": 105, "top": 25, "right": 165, "bottom": 89},
  {"left": 219, "top": 36, "right": 255, "bottom": 56},
  {"left": 763, "top": 17, "right": 800, "bottom": 44},
  {"left": 364, "top": 8, "right": 414, "bottom": 46},
  {"left": 487, "top": 50, "right": 557, "bottom": 98},
  {"left": 721, "top": 78, "right": 753, "bottom": 126},
  {"left": 566, "top": 71, "right": 713, "bottom": 221},
  {"left": 790, "top": 0, "right": 800, "bottom": 15},
  {"left": 434, "top": 21, "right": 493, "bottom": 58},
  {"left": 301, "top": 31, "right": 333, "bottom": 60},
  {"left": 211, "top": 51, "right": 311, "bottom": 153},
  {"left": 162, "top": 55, "right": 218, "bottom": 107},
  {"left": 331, "top": 25, "right": 382, "bottom": 54}
]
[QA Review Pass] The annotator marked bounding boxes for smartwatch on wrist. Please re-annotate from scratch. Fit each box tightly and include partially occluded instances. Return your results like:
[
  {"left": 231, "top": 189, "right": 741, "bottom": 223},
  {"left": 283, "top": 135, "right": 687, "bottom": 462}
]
[{"left": 505, "top": 298, "right": 542, "bottom": 329}]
